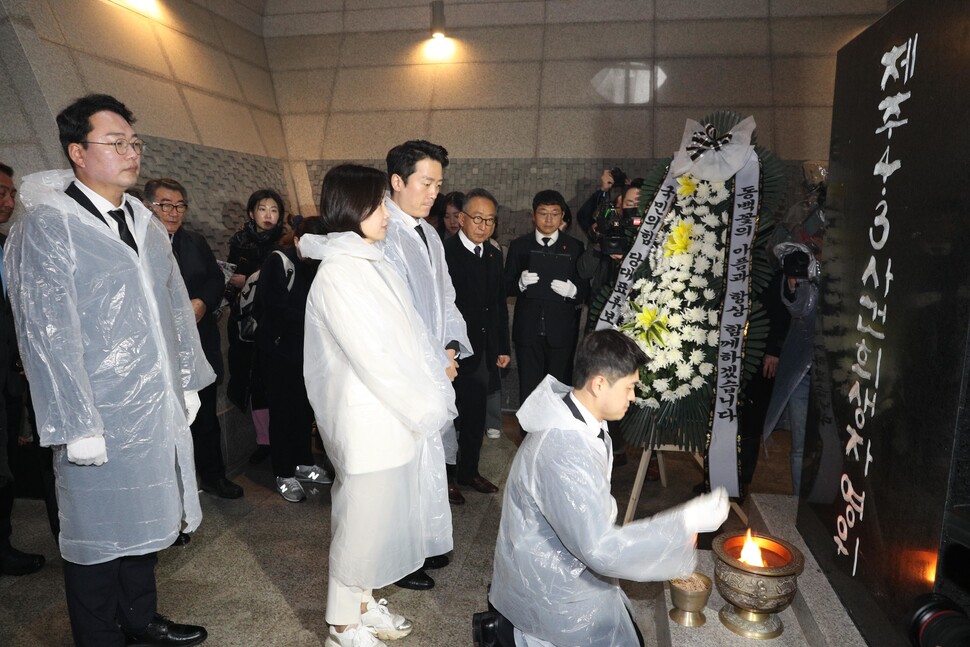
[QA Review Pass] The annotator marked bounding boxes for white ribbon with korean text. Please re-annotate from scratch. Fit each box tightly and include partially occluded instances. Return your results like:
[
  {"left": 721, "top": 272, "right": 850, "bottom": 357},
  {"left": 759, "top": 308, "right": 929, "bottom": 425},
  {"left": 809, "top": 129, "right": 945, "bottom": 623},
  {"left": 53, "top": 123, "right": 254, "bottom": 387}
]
[
  {"left": 708, "top": 156, "right": 762, "bottom": 497},
  {"left": 595, "top": 168, "right": 679, "bottom": 331}
]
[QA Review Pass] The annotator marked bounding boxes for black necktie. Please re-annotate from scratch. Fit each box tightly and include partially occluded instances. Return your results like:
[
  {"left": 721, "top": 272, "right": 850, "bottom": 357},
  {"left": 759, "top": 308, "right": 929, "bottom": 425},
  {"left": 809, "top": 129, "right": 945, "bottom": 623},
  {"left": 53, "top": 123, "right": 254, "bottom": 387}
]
[
  {"left": 108, "top": 208, "right": 138, "bottom": 254},
  {"left": 474, "top": 245, "right": 481, "bottom": 258},
  {"left": 542, "top": 236, "right": 552, "bottom": 247},
  {"left": 415, "top": 225, "right": 431, "bottom": 260}
]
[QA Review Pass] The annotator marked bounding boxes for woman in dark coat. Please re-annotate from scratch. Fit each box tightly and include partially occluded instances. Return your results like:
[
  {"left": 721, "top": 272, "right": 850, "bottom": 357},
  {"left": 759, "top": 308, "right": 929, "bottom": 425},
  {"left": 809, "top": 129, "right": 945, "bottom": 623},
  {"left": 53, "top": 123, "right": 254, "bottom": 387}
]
[
  {"left": 226, "top": 189, "right": 285, "bottom": 462},
  {"left": 254, "top": 217, "right": 331, "bottom": 502}
]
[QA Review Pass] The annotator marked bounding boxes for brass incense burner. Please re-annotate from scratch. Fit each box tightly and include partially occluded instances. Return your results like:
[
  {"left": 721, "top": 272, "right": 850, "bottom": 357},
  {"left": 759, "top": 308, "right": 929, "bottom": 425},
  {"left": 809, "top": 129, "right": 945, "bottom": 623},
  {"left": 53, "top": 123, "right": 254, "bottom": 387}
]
[{"left": 712, "top": 530, "right": 805, "bottom": 639}]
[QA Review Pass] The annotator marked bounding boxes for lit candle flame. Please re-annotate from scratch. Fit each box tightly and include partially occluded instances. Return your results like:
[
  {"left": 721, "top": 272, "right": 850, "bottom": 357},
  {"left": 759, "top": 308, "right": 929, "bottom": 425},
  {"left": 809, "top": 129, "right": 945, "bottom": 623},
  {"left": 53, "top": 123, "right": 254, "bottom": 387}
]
[{"left": 739, "top": 528, "right": 766, "bottom": 567}]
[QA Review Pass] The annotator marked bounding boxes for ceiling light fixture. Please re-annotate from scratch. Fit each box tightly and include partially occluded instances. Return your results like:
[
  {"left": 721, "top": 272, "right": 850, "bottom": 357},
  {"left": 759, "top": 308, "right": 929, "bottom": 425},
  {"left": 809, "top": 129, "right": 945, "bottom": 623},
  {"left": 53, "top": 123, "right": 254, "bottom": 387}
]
[{"left": 430, "top": 1, "right": 445, "bottom": 39}]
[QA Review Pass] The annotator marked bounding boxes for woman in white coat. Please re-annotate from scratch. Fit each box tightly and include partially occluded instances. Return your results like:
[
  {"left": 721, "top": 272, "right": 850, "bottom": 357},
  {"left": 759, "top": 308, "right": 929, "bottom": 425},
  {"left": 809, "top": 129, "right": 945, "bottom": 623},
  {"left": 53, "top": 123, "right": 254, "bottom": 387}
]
[{"left": 301, "top": 165, "right": 457, "bottom": 647}]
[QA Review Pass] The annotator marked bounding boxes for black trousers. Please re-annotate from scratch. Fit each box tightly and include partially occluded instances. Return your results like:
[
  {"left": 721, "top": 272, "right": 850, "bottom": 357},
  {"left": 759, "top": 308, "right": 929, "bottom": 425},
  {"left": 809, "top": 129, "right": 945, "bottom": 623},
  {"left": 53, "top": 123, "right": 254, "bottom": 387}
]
[
  {"left": 264, "top": 354, "right": 314, "bottom": 478},
  {"left": 515, "top": 337, "right": 574, "bottom": 406},
  {"left": 455, "top": 358, "right": 489, "bottom": 482},
  {"left": 739, "top": 370, "right": 775, "bottom": 486},
  {"left": 190, "top": 382, "right": 226, "bottom": 482},
  {"left": 63, "top": 552, "right": 158, "bottom": 647}
]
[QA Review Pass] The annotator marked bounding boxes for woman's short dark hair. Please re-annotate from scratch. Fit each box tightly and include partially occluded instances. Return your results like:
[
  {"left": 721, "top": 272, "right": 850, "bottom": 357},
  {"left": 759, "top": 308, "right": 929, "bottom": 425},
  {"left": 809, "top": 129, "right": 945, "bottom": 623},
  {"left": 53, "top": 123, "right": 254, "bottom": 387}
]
[
  {"left": 572, "top": 330, "right": 646, "bottom": 388},
  {"left": 246, "top": 188, "right": 285, "bottom": 221},
  {"left": 318, "top": 164, "right": 387, "bottom": 237},
  {"left": 56, "top": 94, "right": 135, "bottom": 168}
]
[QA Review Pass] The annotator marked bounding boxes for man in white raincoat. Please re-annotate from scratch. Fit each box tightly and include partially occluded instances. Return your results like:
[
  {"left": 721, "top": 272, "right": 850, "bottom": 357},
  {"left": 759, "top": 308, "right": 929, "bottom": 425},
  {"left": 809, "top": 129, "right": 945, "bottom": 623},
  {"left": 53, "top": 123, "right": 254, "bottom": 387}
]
[
  {"left": 490, "top": 330, "right": 729, "bottom": 646},
  {"left": 3, "top": 95, "right": 214, "bottom": 647},
  {"left": 382, "top": 140, "right": 472, "bottom": 590}
]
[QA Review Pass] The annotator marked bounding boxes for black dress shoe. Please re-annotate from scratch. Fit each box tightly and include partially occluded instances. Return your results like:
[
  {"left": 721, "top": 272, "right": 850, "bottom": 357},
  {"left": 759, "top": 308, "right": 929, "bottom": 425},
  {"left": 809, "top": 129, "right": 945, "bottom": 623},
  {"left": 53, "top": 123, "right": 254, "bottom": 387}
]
[
  {"left": 448, "top": 481, "right": 465, "bottom": 505},
  {"left": 394, "top": 568, "right": 434, "bottom": 590},
  {"left": 172, "top": 532, "right": 191, "bottom": 547},
  {"left": 458, "top": 475, "right": 499, "bottom": 494},
  {"left": 199, "top": 477, "right": 244, "bottom": 499},
  {"left": 424, "top": 554, "right": 449, "bottom": 570},
  {"left": 123, "top": 614, "right": 207, "bottom": 646},
  {"left": 0, "top": 547, "right": 45, "bottom": 576}
]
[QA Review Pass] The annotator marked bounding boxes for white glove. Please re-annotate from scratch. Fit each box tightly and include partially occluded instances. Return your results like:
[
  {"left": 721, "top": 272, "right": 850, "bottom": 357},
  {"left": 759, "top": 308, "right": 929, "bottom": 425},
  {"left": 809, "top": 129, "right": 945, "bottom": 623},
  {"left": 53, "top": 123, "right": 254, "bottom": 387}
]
[
  {"left": 67, "top": 435, "right": 107, "bottom": 466},
  {"left": 550, "top": 279, "right": 578, "bottom": 299},
  {"left": 518, "top": 270, "right": 540, "bottom": 291},
  {"left": 681, "top": 486, "right": 729, "bottom": 534},
  {"left": 184, "top": 390, "right": 201, "bottom": 426}
]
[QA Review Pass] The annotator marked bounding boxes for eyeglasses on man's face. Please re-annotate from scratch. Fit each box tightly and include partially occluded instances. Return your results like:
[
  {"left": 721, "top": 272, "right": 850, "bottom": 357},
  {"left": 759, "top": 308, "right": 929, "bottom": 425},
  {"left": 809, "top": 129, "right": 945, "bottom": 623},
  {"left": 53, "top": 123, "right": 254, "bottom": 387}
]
[
  {"left": 151, "top": 202, "right": 188, "bottom": 214},
  {"left": 82, "top": 138, "right": 146, "bottom": 156},
  {"left": 535, "top": 209, "right": 563, "bottom": 220},
  {"left": 464, "top": 212, "right": 496, "bottom": 226}
]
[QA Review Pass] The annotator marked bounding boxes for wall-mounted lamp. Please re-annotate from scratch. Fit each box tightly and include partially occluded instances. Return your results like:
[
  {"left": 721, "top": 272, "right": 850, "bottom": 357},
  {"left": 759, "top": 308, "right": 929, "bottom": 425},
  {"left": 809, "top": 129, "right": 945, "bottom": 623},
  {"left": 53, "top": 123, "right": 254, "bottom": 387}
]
[{"left": 430, "top": 1, "right": 445, "bottom": 39}]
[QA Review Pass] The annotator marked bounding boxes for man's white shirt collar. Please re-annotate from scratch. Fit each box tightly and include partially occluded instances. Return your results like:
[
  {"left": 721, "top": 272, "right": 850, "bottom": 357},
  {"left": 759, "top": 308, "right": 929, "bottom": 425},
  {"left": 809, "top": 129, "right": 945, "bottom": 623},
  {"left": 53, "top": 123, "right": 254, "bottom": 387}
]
[
  {"left": 568, "top": 392, "right": 608, "bottom": 439},
  {"left": 458, "top": 230, "right": 482, "bottom": 255},
  {"left": 74, "top": 179, "right": 131, "bottom": 237},
  {"left": 534, "top": 229, "right": 560, "bottom": 246}
]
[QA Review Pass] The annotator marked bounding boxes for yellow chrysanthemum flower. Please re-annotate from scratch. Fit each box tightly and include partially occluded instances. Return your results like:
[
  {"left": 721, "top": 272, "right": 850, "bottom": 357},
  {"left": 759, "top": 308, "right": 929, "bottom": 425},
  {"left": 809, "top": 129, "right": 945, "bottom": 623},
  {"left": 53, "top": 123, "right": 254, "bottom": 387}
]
[
  {"left": 664, "top": 220, "right": 693, "bottom": 256},
  {"left": 677, "top": 175, "right": 697, "bottom": 197}
]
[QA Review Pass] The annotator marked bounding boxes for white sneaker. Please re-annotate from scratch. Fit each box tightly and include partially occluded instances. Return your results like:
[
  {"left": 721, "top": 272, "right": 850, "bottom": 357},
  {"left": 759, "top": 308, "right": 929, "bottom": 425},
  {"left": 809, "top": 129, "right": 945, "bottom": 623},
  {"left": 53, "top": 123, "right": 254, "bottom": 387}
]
[
  {"left": 360, "top": 598, "right": 413, "bottom": 640},
  {"left": 276, "top": 476, "right": 306, "bottom": 503},
  {"left": 486, "top": 428, "right": 501, "bottom": 439},
  {"left": 325, "top": 626, "right": 386, "bottom": 647},
  {"left": 295, "top": 464, "right": 333, "bottom": 484}
]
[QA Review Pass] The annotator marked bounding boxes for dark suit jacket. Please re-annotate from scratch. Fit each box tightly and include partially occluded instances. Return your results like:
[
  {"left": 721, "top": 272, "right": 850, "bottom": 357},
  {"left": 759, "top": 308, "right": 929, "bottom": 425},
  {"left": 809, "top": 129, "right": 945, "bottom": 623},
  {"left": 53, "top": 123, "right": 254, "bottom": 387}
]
[
  {"left": 171, "top": 227, "right": 225, "bottom": 378},
  {"left": 444, "top": 236, "right": 510, "bottom": 383},
  {"left": 505, "top": 231, "right": 587, "bottom": 348}
]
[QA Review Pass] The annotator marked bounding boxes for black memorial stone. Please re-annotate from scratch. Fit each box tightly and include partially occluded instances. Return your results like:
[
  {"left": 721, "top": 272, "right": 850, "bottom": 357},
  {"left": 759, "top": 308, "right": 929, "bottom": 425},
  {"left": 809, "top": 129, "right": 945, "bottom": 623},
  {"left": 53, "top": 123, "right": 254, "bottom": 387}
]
[{"left": 795, "top": 1, "right": 970, "bottom": 645}]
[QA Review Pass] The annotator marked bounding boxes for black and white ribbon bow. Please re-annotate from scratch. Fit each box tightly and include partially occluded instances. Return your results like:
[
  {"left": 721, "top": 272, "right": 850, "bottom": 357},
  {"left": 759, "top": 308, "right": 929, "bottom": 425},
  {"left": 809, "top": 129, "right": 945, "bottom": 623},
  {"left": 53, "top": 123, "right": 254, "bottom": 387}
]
[{"left": 686, "top": 123, "right": 733, "bottom": 161}]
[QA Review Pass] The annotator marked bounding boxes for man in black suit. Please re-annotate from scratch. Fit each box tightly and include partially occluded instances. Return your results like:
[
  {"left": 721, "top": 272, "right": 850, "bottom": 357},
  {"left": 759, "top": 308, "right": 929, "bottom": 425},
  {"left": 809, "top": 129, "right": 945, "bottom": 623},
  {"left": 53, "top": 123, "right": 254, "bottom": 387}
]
[
  {"left": 505, "top": 190, "right": 588, "bottom": 409},
  {"left": 145, "top": 178, "right": 242, "bottom": 501},
  {"left": 0, "top": 162, "right": 46, "bottom": 578},
  {"left": 444, "top": 189, "right": 510, "bottom": 495}
]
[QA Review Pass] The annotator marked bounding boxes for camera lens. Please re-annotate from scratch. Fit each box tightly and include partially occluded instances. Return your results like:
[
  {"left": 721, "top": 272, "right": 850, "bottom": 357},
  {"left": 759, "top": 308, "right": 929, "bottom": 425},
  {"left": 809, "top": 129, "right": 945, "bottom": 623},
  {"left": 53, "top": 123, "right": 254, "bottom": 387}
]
[{"left": 909, "top": 593, "right": 970, "bottom": 647}]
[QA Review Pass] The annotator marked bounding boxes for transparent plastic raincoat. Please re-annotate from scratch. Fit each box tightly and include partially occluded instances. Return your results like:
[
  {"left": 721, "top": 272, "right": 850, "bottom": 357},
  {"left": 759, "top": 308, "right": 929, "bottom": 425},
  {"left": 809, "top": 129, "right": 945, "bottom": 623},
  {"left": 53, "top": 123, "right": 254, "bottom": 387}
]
[
  {"left": 301, "top": 232, "right": 457, "bottom": 585},
  {"left": 3, "top": 170, "right": 215, "bottom": 565},
  {"left": 490, "top": 376, "right": 698, "bottom": 646},
  {"left": 383, "top": 196, "right": 471, "bottom": 463}
]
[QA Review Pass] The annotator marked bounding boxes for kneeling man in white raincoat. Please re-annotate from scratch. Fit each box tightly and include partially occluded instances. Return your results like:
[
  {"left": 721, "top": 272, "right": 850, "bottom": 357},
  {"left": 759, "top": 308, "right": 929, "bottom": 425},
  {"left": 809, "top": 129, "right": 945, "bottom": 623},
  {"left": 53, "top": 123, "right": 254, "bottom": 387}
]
[
  {"left": 490, "top": 330, "right": 729, "bottom": 646},
  {"left": 3, "top": 95, "right": 214, "bottom": 647}
]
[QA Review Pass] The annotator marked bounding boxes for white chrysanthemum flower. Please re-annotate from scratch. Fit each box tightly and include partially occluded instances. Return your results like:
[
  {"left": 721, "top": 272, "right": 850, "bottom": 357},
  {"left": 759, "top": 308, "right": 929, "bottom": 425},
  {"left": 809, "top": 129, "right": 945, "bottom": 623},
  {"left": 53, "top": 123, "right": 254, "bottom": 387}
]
[
  {"left": 699, "top": 362, "right": 714, "bottom": 376},
  {"left": 685, "top": 307, "right": 706, "bottom": 322},
  {"left": 702, "top": 230, "right": 717, "bottom": 245},
  {"left": 695, "top": 182, "right": 711, "bottom": 200},
  {"left": 666, "top": 332, "right": 683, "bottom": 350},
  {"left": 667, "top": 348, "right": 684, "bottom": 365},
  {"left": 689, "top": 276, "right": 706, "bottom": 288},
  {"left": 694, "top": 256, "right": 710, "bottom": 274},
  {"left": 672, "top": 384, "right": 689, "bottom": 397},
  {"left": 675, "top": 363, "right": 693, "bottom": 380},
  {"left": 661, "top": 390, "right": 678, "bottom": 402},
  {"left": 701, "top": 243, "right": 718, "bottom": 259},
  {"left": 707, "top": 330, "right": 719, "bottom": 346},
  {"left": 653, "top": 378, "right": 669, "bottom": 392},
  {"left": 691, "top": 375, "right": 706, "bottom": 389},
  {"left": 667, "top": 312, "right": 684, "bottom": 328},
  {"left": 689, "top": 349, "right": 705, "bottom": 365},
  {"left": 671, "top": 281, "right": 686, "bottom": 293},
  {"left": 708, "top": 310, "right": 719, "bottom": 325},
  {"left": 694, "top": 205, "right": 710, "bottom": 217},
  {"left": 684, "top": 289, "right": 699, "bottom": 303},
  {"left": 703, "top": 288, "right": 717, "bottom": 301},
  {"left": 645, "top": 398, "right": 660, "bottom": 409}
]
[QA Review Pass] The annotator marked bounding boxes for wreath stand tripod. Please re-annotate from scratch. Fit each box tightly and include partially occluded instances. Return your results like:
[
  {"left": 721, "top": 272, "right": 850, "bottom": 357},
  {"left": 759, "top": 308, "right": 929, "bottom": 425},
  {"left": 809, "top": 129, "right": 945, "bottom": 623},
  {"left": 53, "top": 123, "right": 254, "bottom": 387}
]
[{"left": 622, "top": 445, "right": 748, "bottom": 526}]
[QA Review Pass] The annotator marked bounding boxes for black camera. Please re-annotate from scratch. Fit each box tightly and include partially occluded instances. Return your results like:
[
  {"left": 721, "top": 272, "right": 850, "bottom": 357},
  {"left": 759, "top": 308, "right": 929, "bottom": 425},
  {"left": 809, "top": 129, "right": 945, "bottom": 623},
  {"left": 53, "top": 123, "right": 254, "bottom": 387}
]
[
  {"left": 908, "top": 593, "right": 970, "bottom": 647},
  {"left": 595, "top": 205, "right": 642, "bottom": 257}
]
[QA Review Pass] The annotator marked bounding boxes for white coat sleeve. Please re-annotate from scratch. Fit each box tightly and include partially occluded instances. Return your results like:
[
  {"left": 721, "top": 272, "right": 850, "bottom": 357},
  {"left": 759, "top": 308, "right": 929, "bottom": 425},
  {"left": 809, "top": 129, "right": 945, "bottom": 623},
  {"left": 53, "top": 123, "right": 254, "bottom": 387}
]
[
  {"left": 441, "top": 263, "right": 473, "bottom": 358},
  {"left": 532, "top": 433, "right": 697, "bottom": 581},
  {"left": 4, "top": 211, "right": 105, "bottom": 446},
  {"left": 314, "top": 265, "right": 452, "bottom": 435}
]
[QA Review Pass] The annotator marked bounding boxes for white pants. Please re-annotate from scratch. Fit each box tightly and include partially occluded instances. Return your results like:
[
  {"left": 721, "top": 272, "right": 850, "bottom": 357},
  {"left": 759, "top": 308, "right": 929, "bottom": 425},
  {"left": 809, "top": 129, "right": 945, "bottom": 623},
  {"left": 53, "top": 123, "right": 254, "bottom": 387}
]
[{"left": 326, "top": 580, "right": 374, "bottom": 626}]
